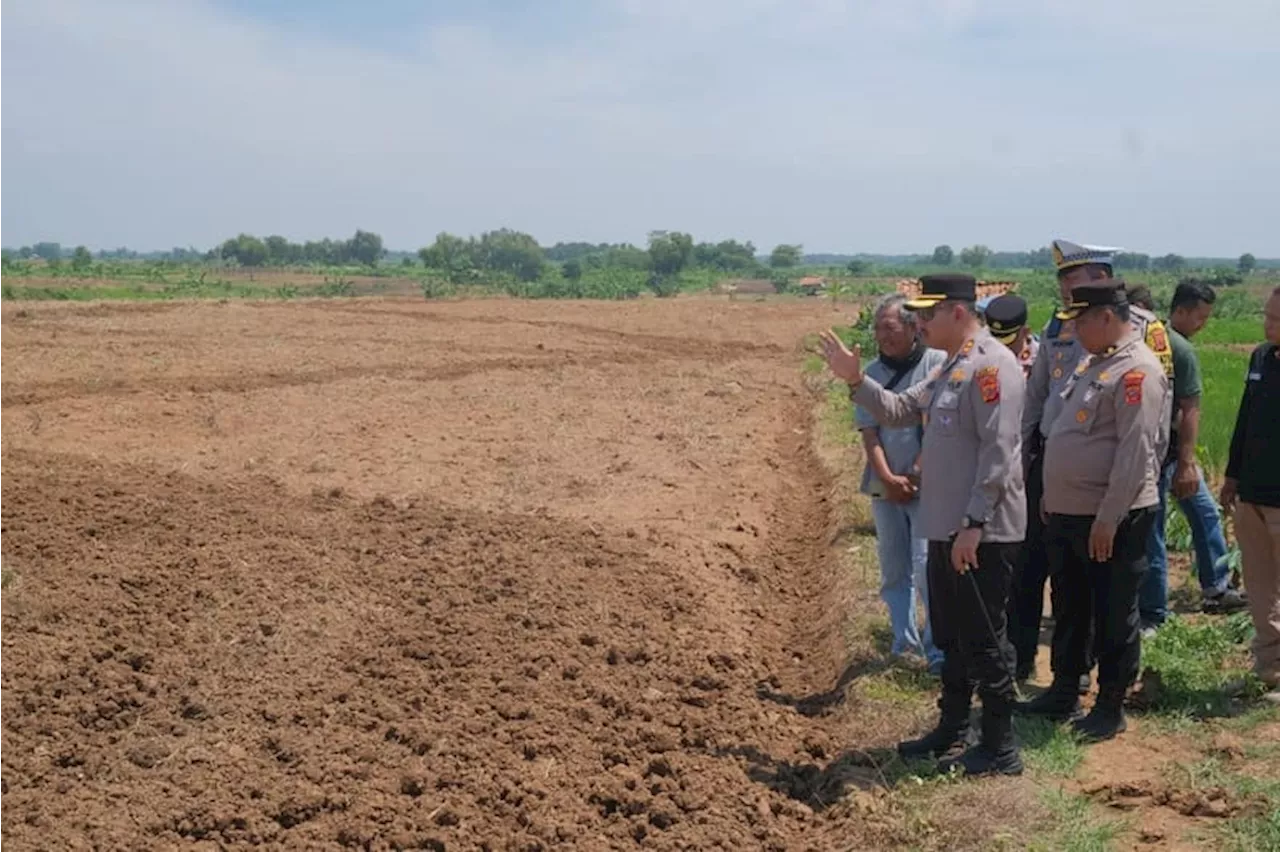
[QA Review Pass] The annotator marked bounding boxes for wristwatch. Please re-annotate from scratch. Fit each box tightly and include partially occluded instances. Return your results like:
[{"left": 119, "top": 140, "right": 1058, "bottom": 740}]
[{"left": 961, "top": 516, "right": 986, "bottom": 530}]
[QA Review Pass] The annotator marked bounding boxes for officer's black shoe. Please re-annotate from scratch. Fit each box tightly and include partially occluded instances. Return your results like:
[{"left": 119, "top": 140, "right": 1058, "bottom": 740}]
[
  {"left": 939, "top": 714, "right": 1023, "bottom": 777},
  {"left": 1015, "top": 679, "right": 1083, "bottom": 722},
  {"left": 1071, "top": 689, "right": 1127, "bottom": 742},
  {"left": 897, "top": 719, "right": 974, "bottom": 760}
]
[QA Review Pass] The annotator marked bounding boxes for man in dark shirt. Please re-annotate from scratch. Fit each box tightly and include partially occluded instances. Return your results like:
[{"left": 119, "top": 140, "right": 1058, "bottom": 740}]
[{"left": 1221, "top": 286, "right": 1280, "bottom": 704}]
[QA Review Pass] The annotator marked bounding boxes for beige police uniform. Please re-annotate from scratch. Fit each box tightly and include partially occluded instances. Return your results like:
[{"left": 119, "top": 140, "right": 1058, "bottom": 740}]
[
  {"left": 854, "top": 327, "right": 1027, "bottom": 543},
  {"left": 853, "top": 317, "right": 1026, "bottom": 768},
  {"left": 1043, "top": 334, "right": 1171, "bottom": 520},
  {"left": 1039, "top": 324, "right": 1170, "bottom": 726}
]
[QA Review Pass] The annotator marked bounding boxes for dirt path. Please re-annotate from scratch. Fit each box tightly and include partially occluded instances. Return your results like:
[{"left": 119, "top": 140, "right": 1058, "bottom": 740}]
[{"left": 1, "top": 296, "right": 878, "bottom": 850}]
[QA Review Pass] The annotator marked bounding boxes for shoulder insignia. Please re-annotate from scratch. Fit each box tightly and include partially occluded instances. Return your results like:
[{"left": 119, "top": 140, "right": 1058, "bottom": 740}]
[
  {"left": 1099, "top": 371, "right": 1110, "bottom": 381},
  {"left": 976, "top": 365, "right": 1000, "bottom": 403},
  {"left": 960, "top": 339, "right": 975, "bottom": 356},
  {"left": 1146, "top": 321, "right": 1175, "bottom": 378},
  {"left": 1074, "top": 360, "right": 1089, "bottom": 376},
  {"left": 1146, "top": 322, "right": 1169, "bottom": 353},
  {"left": 1122, "top": 370, "right": 1144, "bottom": 405}
]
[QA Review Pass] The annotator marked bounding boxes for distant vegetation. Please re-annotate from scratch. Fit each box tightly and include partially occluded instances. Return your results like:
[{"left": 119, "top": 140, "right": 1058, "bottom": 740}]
[{"left": 2, "top": 230, "right": 1276, "bottom": 304}]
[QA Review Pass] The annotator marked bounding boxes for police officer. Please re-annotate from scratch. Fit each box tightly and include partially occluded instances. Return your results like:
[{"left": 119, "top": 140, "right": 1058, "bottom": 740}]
[
  {"left": 985, "top": 294, "right": 1039, "bottom": 379},
  {"left": 820, "top": 273, "right": 1027, "bottom": 776},
  {"left": 1031, "top": 279, "right": 1169, "bottom": 740},
  {"left": 1015, "top": 240, "right": 1172, "bottom": 693}
]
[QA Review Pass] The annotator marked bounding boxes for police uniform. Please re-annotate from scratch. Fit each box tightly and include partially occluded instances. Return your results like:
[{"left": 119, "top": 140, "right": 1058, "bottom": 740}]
[
  {"left": 1013, "top": 240, "right": 1172, "bottom": 686},
  {"left": 851, "top": 273, "right": 1026, "bottom": 776},
  {"left": 1035, "top": 281, "right": 1169, "bottom": 741}
]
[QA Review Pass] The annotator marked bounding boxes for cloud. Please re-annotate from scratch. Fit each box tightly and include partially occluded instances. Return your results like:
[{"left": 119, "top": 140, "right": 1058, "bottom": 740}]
[{"left": 2, "top": 0, "right": 1277, "bottom": 254}]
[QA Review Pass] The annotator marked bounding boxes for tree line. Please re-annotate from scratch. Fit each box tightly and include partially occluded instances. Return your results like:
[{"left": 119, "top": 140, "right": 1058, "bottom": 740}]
[{"left": 1, "top": 233, "right": 1267, "bottom": 279}]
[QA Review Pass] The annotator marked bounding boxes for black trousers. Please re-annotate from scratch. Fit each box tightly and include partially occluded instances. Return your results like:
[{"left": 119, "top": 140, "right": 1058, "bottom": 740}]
[
  {"left": 1044, "top": 508, "right": 1156, "bottom": 690},
  {"left": 928, "top": 539, "right": 1019, "bottom": 716},
  {"left": 1007, "top": 448, "right": 1049, "bottom": 678}
]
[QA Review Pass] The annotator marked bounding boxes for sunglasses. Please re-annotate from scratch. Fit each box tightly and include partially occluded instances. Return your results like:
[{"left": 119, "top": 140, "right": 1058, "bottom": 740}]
[{"left": 914, "top": 299, "right": 967, "bottom": 322}]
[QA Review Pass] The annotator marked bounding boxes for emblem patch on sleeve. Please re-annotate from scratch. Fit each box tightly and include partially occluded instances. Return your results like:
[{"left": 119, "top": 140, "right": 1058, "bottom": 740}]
[
  {"left": 976, "top": 366, "right": 1000, "bottom": 403},
  {"left": 1122, "top": 370, "right": 1144, "bottom": 405}
]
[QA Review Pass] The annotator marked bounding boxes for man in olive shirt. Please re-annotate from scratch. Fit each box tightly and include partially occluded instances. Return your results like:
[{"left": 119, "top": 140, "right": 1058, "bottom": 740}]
[
  {"left": 1022, "top": 280, "right": 1170, "bottom": 741},
  {"left": 820, "top": 273, "right": 1027, "bottom": 776},
  {"left": 1134, "top": 281, "right": 1244, "bottom": 630},
  {"left": 1221, "top": 286, "right": 1280, "bottom": 703}
]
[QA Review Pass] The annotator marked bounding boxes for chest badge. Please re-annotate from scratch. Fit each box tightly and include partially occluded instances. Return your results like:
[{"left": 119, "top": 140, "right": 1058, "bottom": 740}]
[
  {"left": 1052, "top": 367, "right": 1064, "bottom": 379},
  {"left": 1076, "top": 409, "right": 1088, "bottom": 423}
]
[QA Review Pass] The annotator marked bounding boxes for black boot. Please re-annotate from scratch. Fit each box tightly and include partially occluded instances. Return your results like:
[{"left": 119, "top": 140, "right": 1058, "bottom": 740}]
[
  {"left": 940, "top": 710, "right": 1023, "bottom": 777},
  {"left": 1014, "top": 677, "right": 1083, "bottom": 721},
  {"left": 898, "top": 694, "right": 973, "bottom": 760},
  {"left": 1072, "top": 686, "right": 1127, "bottom": 742}
]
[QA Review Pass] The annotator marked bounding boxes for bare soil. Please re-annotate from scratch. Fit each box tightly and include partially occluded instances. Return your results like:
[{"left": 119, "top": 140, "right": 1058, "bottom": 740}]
[{"left": 1, "top": 296, "right": 885, "bottom": 850}]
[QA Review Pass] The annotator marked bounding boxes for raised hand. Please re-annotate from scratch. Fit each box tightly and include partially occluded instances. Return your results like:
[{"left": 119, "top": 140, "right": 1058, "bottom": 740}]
[{"left": 818, "top": 330, "right": 863, "bottom": 384}]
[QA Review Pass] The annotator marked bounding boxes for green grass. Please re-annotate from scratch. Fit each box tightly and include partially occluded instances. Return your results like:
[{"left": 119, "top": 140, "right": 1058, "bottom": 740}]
[
  {"left": 1215, "top": 807, "right": 1280, "bottom": 852},
  {"left": 1016, "top": 718, "right": 1086, "bottom": 777},
  {"left": 1196, "top": 345, "right": 1251, "bottom": 474},
  {"left": 1167, "top": 756, "right": 1280, "bottom": 852},
  {"left": 1028, "top": 789, "right": 1125, "bottom": 852},
  {"left": 1139, "top": 613, "right": 1263, "bottom": 716}
]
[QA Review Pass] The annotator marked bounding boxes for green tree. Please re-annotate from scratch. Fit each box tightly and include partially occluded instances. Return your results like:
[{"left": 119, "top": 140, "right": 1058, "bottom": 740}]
[
  {"left": 931, "top": 244, "right": 954, "bottom": 266},
  {"left": 219, "top": 234, "right": 268, "bottom": 267},
  {"left": 418, "top": 233, "right": 477, "bottom": 282},
  {"left": 1152, "top": 253, "right": 1186, "bottom": 273},
  {"left": 959, "top": 245, "right": 991, "bottom": 268},
  {"left": 476, "top": 229, "right": 545, "bottom": 282},
  {"left": 846, "top": 259, "right": 869, "bottom": 275},
  {"left": 1238, "top": 253, "right": 1257, "bottom": 275},
  {"left": 71, "top": 246, "right": 93, "bottom": 270},
  {"left": 770, "top": 244, "right": 802, "bottom": 268},
  {"left": 264, "top": 235, "right": 293, "bottom": 265},
  {"left": 562, "top": 258, "right": 583, "bottom": 280},
  {"left": 32, "top": 242, "right": 62, "bottom": 262},
  {"left": 346, "top": 230, "right": 385, "bottom": 267},
  {"left": 647, "top": 230, "right": 694, "bottom": 277}
]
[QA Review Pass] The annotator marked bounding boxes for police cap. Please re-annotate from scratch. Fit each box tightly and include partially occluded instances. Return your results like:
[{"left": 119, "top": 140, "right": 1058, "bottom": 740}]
[
  {"left": 1056, "top": 279, "right": 1129, "bottom": 320},
  {"left": 904, "top": 273, "right": 977, "bottom": 310},
  {"left": 985, "top": 294, "right": 1028, "bottom": 344}
]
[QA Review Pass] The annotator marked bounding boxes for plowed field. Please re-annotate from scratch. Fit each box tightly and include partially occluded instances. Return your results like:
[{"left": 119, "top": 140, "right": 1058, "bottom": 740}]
[{"left": 2, "top": 297, "right": 882, "bottom": 850}]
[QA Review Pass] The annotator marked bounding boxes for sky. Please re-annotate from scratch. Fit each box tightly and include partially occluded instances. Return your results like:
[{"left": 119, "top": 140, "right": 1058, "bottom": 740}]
[{"left": 3, "top": 0, "right": 1278, "bottom": 256}]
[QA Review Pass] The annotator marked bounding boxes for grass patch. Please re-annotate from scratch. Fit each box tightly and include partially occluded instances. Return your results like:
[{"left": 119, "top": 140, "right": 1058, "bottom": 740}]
[
  {"left": 1028, "top": 789, "right": 1125, "bottom": 852},
  {"left": 858, "top": 666, "right": 939, "bottom": 704},
  {"left": 1196, "top": 345, "right": 1252, "bottom": 475},
  {"left": 1139, "top": 613, "right": 1262, "bottom": 716},
  {"left": 1168, "top": 756, "right": 1280, "bottom": 851},
  {"left": 1215, "top": 807, "right": 1280, "bottom": 852},
  {"left": 1016, "top": 717, "right": 1086, "bottom": 778}
]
